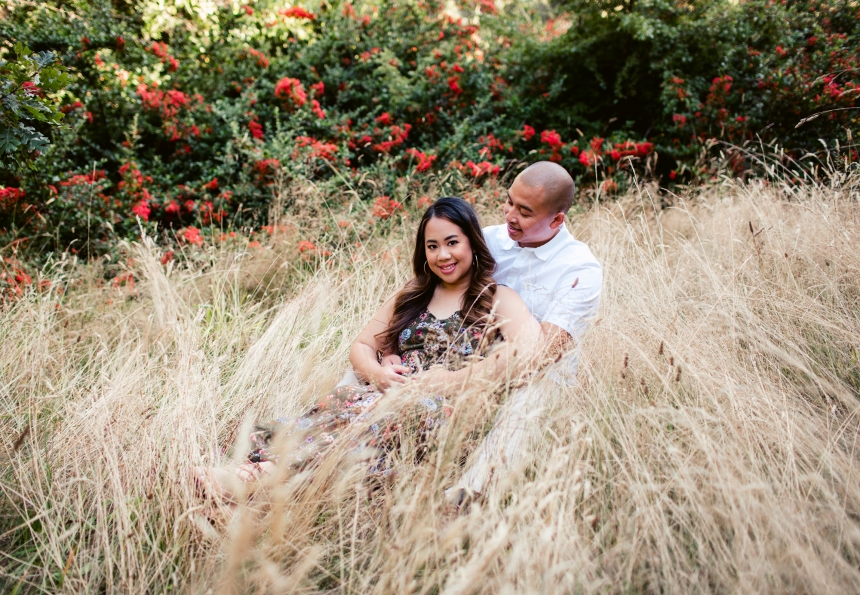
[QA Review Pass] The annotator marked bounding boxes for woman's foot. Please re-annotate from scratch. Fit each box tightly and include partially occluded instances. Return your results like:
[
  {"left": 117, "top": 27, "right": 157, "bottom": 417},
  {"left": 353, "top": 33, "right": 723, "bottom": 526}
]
[{"left": 191, "top": 462, "right": 276, "bottom": 502}]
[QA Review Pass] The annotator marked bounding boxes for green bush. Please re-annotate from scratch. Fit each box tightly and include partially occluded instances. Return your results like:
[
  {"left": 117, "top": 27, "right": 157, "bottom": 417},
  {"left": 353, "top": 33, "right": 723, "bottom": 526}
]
[{"left": 1, "top": 0, "right": 858, "bottom": 259}]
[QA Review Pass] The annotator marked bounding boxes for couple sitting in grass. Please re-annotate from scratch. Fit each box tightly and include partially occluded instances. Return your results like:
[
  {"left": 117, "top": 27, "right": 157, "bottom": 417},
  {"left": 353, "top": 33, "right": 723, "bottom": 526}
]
[{"left": 195, "top": 161, "right": 602, "bottom": 502}]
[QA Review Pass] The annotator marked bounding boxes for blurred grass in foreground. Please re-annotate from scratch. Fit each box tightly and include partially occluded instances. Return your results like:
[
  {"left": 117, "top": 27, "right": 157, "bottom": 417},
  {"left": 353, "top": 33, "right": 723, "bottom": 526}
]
[{"left": 2, "top": 175, "right": 860, "bottom": 594}]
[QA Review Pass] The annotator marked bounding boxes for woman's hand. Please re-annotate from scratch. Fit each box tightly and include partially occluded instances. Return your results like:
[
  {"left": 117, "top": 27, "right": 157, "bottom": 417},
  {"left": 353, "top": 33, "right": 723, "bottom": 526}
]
[{"left": 372, "top": 363, "right": 411, "bottom": 391}]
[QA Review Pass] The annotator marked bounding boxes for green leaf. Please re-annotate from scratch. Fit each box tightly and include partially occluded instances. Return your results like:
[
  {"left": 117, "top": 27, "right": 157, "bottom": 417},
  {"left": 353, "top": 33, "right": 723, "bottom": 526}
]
[
  {"left": 35, "top": 51, "right": 56, "bottom": 69},
  {"left": 0, "top": 125, "right": 22, "bottom": 154}
]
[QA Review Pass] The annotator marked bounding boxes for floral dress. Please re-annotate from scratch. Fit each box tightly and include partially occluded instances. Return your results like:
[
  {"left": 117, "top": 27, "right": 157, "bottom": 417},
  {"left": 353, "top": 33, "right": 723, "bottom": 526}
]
[{"left": 248, "top": 309, "right": 489, "bottom": 472}]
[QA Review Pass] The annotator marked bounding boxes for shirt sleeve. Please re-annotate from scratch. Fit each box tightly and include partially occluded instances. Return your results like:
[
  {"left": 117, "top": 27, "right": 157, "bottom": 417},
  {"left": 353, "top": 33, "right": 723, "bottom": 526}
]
[
  {"left": 482, "top": 225, "right": 502, "bottom": 262},
  {"left": 539, "top": 260, "right": 602, "bottom": 344}
]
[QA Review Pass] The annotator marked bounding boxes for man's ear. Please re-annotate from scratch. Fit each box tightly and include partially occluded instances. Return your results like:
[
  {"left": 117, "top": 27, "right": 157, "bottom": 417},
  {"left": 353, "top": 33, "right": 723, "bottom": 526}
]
[{"left": 549, "top": 212, "right": 565, "bottom": 229}]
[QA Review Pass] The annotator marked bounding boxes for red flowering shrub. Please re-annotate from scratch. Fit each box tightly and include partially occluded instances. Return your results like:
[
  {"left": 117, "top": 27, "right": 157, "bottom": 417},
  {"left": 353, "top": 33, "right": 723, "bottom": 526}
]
[{"left": 5, "top": 0, "right": 860, "bottom": 260}]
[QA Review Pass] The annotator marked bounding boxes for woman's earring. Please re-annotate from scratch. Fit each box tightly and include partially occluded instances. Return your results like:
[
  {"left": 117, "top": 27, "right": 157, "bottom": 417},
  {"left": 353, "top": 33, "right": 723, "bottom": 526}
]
[
  {"left": 423, "top": 261, "right": 430, "bottom": 275},
  {"left": 473, "top": 254, "right": 478, "bottom": 267}
]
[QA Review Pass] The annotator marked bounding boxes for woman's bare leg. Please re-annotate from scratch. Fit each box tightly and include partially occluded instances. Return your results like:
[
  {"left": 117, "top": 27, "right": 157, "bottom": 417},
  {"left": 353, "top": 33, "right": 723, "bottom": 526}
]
[{"left": 192, "top": 461, "right": 276, "bottom": 503}]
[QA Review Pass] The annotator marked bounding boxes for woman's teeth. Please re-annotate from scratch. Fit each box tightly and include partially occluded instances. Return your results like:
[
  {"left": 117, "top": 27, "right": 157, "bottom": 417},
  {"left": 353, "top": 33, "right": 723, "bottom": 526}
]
[{"left": 439, "top": 263, "right": 456, "bottom": 273}]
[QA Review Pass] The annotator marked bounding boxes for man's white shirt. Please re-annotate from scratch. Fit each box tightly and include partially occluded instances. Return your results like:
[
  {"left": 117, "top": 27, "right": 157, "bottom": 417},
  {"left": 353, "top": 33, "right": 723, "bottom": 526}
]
[{"left": 483, "top": 223, "right": 602, "bottom": 383}]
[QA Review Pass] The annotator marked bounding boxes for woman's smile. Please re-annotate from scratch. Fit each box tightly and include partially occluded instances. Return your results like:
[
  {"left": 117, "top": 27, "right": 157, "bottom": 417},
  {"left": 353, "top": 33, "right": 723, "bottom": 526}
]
[{"left": 438, "top": 262, "right": 457, "bottom": 275}]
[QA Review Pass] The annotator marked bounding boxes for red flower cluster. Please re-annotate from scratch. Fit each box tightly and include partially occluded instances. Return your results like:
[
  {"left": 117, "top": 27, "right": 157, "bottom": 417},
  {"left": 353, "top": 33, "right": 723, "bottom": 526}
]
[
  {"left": 460, "top": 160, "right": 499, "bottom": 178},
  {"left": 348, "top": 134, "right": 373, "bottom": 150},
  {"left": 706, "top": 75, "right": 733, "bottom": 105},
  {"left": 253, "top": 158, "right": 280, "bottom": 184},
  {"left": 137, "top": 84, "right": 193, "bottom": 118},
  {"left": 537, "top": 129, "right": 566, "bottom": 161},
  {"left": 371, "top": 196, "right": 403, "bottom": 220},
  {"left": 179, "top": 226, "right": 203, "bottom": 246},
  {"left": 310, "top": 81, "right": 324, "bottom": 97},
  {"left": 245, "top": 48, "right": 270, "bottom": 68},
  {"left": 21, "top": 81, "right": 42, "bottom": 96},
  {"left": 479, "top": 133, "right": 509, "bottom": 158},
  {"left": 373, "top": 123, "right": 412, "bottom": 153},
  {"left": 137, "top": 84, "right": 203, "bottom": 141},
  {"left": 60, "top": 101, "right": 84, "bottom": 114},
  {"left": 0, "top": 187, "right": 25, "bottom": 205},
  {"left": 600, "top": 179, "right": 618, "bottom": 194},
  {"left": 280, "top": 7, "right": 315, "bottom": 19},
  {"left": 274, "top": 77, "right": 307, "bottom": 108},
  {"left": 405, "top": 148, "right": 437, "bottom": 172},
  {"left": 295, "top": 136, "right": 338, "bottom": 161},
  {"left": 360, "top": 47, "right": 382, "bottom": 62},
  {"left": 248, "top": 119, "right": 264, "bottom": 139},
  {"left": 147, "top": 42, "right": 179, "bottom": 71},
  {"left": 311, "top": 99, "right": 326, "bottom": 119},
  {"left": 199, "top": 201, "right": 225, "bottom": 224},
  {"left": 478, "top": 0, "right": 496, "bottom": 14},
  {"left": 0, "top": 257, "right": 33, "bottom": 298},
  {"left": 203, "top": 177, "right": 218, "bottom": 191},
  {"left": 61, "top": 170, "right": 106, "bottom": 187},
  {"left": 447, "top": 76, "right": 463, "bottom": 96},
  {"left": 540, "top": 129, "right": 563, "bottom": 150},
  {"left": 297, "top": 240, "right": 317, "bottom": 252},
  {"left": 117, "top": 162, "right": 153, "bottom": 220},
  {"left": 521, "top": 125, "right": 536, "bottom": 141},
  {"left": 667, "top": 76, "right": 687, "bottom": 100}
]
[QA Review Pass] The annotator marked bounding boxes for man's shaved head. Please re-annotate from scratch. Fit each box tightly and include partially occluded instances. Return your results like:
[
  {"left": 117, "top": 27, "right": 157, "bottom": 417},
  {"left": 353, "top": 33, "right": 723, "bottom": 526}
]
[{"left": 516, "top": 161, "right": 576, "bottom": 215}]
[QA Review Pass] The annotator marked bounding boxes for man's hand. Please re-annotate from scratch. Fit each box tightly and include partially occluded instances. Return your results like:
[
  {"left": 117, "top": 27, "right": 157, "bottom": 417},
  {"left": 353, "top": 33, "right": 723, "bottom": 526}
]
[{"left": 540, "top": 322, "right": 573, "bottom": 365}]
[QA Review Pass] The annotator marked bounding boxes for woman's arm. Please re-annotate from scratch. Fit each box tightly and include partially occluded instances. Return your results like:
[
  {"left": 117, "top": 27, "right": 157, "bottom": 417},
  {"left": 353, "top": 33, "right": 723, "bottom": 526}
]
[
  {"left": 349, "top": 295, "right": 411, "bottom": 390},
  {"left": 416, "top": 286, "right": 543, "bottom": 395}
]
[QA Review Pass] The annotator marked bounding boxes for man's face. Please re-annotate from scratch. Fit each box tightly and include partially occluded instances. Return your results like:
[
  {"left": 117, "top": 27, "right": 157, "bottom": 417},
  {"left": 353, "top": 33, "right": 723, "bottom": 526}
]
[{"left": 503, "top": 178, "right": 563, "bottom": 248}]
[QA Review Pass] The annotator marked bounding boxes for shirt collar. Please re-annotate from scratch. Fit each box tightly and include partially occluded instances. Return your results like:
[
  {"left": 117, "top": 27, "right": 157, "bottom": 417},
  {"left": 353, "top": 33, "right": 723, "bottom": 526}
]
[{"left": 500, "top": 225, "right": 571, "bottom": 261}]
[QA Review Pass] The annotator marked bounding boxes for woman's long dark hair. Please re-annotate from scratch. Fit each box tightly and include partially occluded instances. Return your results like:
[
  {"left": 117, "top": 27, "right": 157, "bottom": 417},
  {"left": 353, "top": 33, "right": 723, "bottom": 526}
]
[{"left": 377, "top": 197, "right": 497, "bottom": 355}]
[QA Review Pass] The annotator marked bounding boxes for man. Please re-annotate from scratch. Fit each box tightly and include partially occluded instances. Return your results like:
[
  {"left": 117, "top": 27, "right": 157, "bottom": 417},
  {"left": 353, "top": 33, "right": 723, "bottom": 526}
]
[{"left": 449, "top": 160, "right": 602, "bottom": 496}]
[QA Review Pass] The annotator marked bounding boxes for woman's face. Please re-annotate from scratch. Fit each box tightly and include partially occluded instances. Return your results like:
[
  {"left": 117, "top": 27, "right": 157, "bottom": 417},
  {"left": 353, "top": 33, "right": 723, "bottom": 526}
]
[{"left": 423, "top": 216, "right": 473, "bottom": 285}]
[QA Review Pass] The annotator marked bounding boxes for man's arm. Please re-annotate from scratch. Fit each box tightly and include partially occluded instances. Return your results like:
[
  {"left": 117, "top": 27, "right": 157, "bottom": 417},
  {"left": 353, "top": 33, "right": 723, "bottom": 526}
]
[{"left": 539, "top": 321, "right": 573, "bottom": 364}]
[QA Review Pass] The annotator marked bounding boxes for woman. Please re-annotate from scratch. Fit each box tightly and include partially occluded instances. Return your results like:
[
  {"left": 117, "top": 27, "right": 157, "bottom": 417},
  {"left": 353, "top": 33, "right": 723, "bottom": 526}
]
[{"left": 196, "top": 197, "right": 541, "bottom": 497}]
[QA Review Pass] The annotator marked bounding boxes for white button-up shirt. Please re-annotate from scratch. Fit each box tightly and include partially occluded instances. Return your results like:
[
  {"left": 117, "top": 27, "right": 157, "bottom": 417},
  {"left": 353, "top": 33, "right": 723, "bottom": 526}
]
[{"left": 483, "top": 223, "right": 602, "bottom": 382}]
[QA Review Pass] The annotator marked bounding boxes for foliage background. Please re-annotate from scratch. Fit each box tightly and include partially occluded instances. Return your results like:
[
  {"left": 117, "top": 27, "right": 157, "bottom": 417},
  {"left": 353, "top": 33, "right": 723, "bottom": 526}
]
[{"left": 1, "top": 0, "right": 860, "bottom": 266}]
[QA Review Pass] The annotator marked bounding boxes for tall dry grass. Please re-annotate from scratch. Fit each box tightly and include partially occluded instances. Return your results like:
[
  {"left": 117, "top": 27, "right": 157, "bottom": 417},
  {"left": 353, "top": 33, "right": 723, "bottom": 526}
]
[{"left": 2, "top": 176, "right": 860, "bottom": 594}]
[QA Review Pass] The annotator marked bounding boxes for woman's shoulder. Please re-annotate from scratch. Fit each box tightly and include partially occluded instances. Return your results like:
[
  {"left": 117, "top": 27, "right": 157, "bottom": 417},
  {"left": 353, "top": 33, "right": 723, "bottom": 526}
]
[{"left": 492, "top": 285, "right": 528, "bottom": 310}]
